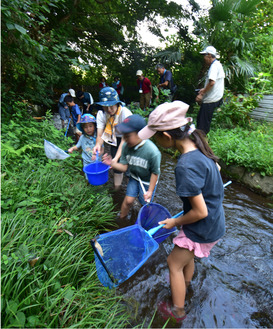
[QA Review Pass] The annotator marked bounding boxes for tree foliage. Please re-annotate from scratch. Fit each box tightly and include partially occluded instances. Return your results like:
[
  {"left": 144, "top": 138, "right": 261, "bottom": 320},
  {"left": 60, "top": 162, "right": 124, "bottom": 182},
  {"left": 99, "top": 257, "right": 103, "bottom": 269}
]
[
  {"left": 2, "top": 0, "right": 272, "bottom": 111},
  {"left": 193, "top": 0, "right": 272, "bottom": 91},
  {"left": 1, "top": 0, "right": 192, "bottom": 109}
]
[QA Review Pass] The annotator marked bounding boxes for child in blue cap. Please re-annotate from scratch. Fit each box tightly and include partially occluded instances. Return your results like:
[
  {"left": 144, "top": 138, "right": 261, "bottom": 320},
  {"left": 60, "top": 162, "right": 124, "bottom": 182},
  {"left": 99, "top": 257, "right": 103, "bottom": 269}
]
[
  {"left": 103, "top": 114, "right": 161, "bottom": 219},
  {"left": 68, "top": 114, "right": 101, "bottom": 175}
]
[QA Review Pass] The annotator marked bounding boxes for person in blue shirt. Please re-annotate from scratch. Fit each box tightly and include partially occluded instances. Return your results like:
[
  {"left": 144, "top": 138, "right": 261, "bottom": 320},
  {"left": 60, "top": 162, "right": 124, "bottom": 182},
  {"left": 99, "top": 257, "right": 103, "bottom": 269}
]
[
  {"left": 138, "top": 101, "right": 225, "bottom": 323},
  {"left": 58, "top": 89, "right": 75, "bottom": 129},
  {"left": 155, "top": 64, "right": 177, "bottom": 101},
  {"left": 64, "top": 95, "right": 82, "bottom": 142}
]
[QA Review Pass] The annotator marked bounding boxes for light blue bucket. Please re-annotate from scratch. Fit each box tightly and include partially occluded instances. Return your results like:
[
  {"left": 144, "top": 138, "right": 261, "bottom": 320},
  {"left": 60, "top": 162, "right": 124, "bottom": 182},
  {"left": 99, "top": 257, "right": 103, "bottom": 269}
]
[{"left": 83, "top": 162, "right": 110, "bottom": 185}]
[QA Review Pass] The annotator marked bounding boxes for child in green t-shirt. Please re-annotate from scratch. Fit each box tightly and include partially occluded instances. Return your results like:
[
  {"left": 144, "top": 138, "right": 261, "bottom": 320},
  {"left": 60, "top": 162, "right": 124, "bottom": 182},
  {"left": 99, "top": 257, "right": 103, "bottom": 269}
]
[{"left": 103, "top": 114, "right": 161, "bottom": 219}]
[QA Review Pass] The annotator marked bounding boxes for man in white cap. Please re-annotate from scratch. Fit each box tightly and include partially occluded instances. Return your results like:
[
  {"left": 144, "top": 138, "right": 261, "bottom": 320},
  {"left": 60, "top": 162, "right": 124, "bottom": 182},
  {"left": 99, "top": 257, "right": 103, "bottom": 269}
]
[
  {"left": 136, "top": 70, "right": 153, "bottom": 110},
  {"left": 196, "top": 46, "right": 225, "bottom": 134},
  {"left": 58, "top": 88, "right": 76, "bottom": 129}
]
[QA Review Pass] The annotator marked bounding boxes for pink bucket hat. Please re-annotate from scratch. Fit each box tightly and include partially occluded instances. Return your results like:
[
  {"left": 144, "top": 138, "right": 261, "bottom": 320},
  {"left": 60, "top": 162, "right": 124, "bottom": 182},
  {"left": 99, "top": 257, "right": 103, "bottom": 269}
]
[{"left": 138, "top": 101, "right": 192, "bottom": 140}]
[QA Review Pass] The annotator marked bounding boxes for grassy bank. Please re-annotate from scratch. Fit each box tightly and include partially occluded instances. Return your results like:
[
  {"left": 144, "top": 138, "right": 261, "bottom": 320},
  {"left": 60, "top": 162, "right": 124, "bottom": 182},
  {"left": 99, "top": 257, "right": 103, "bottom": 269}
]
[
  {"left": 1, "top": 108, "right": 132, "bottom": 328},
  {"left": 129, "top": 92, "right": 273, "bottom": 178},
  {"left": 208, "top": 123, "right": 273, "bottom": 177},
  {"left": 152, "top": 122, "right": 273, "bottom": 178}
]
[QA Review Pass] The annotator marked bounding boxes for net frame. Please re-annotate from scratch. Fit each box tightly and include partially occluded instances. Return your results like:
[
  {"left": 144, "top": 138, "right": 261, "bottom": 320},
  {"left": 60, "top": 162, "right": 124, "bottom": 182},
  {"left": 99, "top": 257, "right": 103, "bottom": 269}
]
[
  {"left": 44, "top": 139, "right": 70, "bottom": 160},
  {"left": 91, "top": 224, "right": 159, "bottom": 288}
]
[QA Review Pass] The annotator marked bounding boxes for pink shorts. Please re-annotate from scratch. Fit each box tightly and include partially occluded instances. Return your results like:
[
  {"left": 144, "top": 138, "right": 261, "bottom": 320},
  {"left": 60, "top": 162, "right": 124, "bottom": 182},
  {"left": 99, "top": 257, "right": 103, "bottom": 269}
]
[{"left": 173, "top": 229, "right": 219, "bottom": 258}]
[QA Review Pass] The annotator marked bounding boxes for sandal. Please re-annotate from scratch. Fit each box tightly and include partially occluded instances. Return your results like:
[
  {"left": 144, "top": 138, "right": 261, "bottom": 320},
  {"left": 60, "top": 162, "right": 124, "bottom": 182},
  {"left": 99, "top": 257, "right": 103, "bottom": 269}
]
[{"left": 157, "top": 300, "right": 186, "bottom": 323}]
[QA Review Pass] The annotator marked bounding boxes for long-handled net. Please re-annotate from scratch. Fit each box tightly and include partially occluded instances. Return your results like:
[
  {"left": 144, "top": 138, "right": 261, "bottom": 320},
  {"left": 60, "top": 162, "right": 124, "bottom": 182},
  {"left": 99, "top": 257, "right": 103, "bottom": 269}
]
[
  {"left": 44, "top": 139, "right": 70, "bottom": 160},
  {"left": 91, "top": 184, "right": 233, "bottom": 289},
  {"left": 136, "top": 202, "right": 178, "bottom": 244},
  {"left": 91, "top": 224, "right": 160, "bottom": 288},
  {"left": 136, "top": 182, "right": 233, "bottom": 243}
]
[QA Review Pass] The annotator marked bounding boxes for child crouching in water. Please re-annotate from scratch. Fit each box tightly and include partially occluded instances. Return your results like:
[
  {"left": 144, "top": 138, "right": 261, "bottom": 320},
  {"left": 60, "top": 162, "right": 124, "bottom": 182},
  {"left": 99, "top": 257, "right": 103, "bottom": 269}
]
[
  {"left": 103, "top": 114, "right": 161, "bottom": 219},
  {"left": 68, "top": 114, "right": 102, "bottom": 177},
  {"left": 138, "top": 101, "right": 225, "bottom": 323}
]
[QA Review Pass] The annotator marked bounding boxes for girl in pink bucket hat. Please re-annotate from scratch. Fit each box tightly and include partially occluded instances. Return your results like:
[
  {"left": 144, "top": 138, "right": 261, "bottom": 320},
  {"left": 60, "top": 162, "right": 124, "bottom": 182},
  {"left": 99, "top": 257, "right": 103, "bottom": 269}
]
[{"left": 138, "top": 101, "right": 225, "bottom": 323}]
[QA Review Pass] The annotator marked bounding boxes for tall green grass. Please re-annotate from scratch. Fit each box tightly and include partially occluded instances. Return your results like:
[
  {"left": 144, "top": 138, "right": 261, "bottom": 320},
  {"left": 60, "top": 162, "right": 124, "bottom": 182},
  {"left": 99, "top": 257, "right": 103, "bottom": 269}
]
[
  {"left": 208, "top": 124, "right": 273, "bottom": 176},
  {"left": 1, "top": 107, "right": 132, "bottom": 328},
  {"left": 1, "top": 164, "right": 133, "bottom": 328}
]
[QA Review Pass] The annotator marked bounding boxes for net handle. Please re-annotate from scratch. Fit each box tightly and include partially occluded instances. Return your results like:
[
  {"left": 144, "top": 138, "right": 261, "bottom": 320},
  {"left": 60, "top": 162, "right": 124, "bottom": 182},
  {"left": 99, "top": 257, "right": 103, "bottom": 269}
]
[
  {"left": 90, "top": 239, "right": 118, "bottom": 285},
  {"left": 138, "top": 177, "right": 151, "bottom": 203},
  {"left": 156, "top": 181, "right": 232, "bottom": 232},
  {"left": 65, "top": 118, "right": 71, "bottom": 138}
]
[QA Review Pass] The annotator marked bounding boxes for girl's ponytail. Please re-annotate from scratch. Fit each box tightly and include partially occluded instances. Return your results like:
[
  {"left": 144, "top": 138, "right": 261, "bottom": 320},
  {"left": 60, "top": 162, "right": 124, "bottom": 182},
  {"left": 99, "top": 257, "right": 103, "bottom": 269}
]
[
  {"left": 165, "top": 124, "right": 219, "bottom": 162},
  {"left": 190, "top": 129, "right": 219, "bottom": 162}
]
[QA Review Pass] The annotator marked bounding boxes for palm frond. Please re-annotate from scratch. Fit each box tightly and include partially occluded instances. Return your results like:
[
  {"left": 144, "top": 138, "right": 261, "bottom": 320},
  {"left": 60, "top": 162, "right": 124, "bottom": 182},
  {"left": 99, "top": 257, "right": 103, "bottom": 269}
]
[
  {"left": 154, "top": 50, "right": 182, "bottom": 64},
  {"left": 234, "top": 0, "right": 261, "bottom": 15},
  {"left": 229, "top": 55, "right": 256, "bottom": 77},
  {"left": 210, "top": 0, "right": 234, "bottom": 23}
]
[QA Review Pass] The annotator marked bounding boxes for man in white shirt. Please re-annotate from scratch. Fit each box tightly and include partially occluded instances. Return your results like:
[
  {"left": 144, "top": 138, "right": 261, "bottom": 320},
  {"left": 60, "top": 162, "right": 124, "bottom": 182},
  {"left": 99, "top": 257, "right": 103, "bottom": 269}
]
[{"left": 196, "top": 46, "right": 225, "bottom": 134}]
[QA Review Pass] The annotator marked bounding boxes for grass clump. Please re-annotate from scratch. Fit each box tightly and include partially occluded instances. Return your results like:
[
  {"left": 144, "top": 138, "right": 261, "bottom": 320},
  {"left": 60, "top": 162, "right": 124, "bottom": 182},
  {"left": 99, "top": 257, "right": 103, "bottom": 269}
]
[
  {"left": 208, "top": 123, "right": 273, "bottom": 176},
  {"left": 1, "top": 104, "right": 132, "bottom": 328}
]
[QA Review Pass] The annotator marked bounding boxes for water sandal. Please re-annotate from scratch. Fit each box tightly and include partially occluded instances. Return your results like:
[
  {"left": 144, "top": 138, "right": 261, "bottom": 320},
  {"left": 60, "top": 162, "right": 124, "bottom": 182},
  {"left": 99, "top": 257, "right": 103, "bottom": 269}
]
[{"left": 157, "top": 300, "right": 186, "bottom": 323}]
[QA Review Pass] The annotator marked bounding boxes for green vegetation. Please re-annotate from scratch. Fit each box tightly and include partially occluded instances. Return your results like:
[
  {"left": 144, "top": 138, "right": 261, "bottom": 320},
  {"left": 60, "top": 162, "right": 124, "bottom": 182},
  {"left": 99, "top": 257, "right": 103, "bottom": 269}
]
[
  {"left": 208, "top": 125, "right": 273, "bottom": 177},
  {"left": 133, "top": 87, "right": 272, "bottom": 177},
  {"left": 1, "top": 0, "right": 190, "bottom": 106},
  {"left": 2, "top": 0, "right": 272, "bottom": 108},
  {"left": 1, "top": 0, "right": 273, "bottom": 325},
  {"left": 1, "top": 105, "right": 134, "bottom": 328}
]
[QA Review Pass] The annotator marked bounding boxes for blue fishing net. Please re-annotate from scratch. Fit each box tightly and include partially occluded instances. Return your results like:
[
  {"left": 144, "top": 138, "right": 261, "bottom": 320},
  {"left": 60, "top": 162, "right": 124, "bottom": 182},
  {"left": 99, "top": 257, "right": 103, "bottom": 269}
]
[
  {"left": 92, "top": 224, "right": 159, "bottom": 288},
  {"left": 136, "top": 203, "right": 177, "bottom": 244}
]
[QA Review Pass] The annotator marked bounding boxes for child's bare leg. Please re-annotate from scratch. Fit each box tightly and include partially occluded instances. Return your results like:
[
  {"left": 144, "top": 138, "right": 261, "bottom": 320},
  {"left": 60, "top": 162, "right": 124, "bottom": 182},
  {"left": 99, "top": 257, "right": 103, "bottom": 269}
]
[
  {"left": 120, "top": 195, "right": 135, "bottom": 218},
  {"left": 167, "top": 246, "right": 194, "bottom": 311},
  {"left": 184, "top": 257, "right": 194, "bottom": 288},
  {"left": 114, "top": 173, "right": 123, "bottom": 189}
]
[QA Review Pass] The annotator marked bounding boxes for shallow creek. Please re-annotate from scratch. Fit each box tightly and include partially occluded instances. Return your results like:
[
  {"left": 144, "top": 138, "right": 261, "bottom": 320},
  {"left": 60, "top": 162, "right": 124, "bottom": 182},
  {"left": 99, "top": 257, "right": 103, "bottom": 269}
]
[
  {"left": 53, "top": 113, "right": 273, "bottom": 328},
  {"left": 109, "top": 152, "right": 273, "bottom": 328}
]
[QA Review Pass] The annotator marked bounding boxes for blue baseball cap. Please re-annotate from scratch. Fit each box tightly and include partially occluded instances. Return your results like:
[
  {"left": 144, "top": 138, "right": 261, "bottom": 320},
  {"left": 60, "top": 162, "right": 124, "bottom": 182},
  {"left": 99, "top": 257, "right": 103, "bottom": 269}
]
[
  {"left": 96, "top": 87, "right": 124, "bottom": 107},
  {"left": 76, "top": 114, "right": 96, "bottom": 133},
  {"left": 116, "top": 115, "right": 146, "bottom": 134}
]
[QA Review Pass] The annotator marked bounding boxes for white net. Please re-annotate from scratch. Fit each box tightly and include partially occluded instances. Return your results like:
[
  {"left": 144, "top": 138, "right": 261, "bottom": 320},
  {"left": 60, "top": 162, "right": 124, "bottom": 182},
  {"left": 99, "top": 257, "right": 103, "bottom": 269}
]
[{"left": 44, "top": 139, "right": 70, "bottom": 160}]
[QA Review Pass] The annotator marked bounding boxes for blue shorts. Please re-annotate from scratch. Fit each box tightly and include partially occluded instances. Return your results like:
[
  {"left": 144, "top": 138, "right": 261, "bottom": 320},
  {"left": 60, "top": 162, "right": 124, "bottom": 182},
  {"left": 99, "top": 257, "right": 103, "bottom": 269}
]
[
  {"left": 59, "top": 106, "right": 70, "bottom": 121},
  {"left": 126, "top": 177, "right": 156, "bottom": 205}
]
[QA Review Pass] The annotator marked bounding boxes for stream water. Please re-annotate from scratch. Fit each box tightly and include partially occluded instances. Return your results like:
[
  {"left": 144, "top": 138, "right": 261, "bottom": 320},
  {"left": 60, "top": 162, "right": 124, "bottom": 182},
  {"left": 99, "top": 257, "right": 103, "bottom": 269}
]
[
  {"left": 109, "top": 152, "right": 273, "bottom": 328},
  {"left": 53, "top": 113, "right": 273, "bottom": 328}
]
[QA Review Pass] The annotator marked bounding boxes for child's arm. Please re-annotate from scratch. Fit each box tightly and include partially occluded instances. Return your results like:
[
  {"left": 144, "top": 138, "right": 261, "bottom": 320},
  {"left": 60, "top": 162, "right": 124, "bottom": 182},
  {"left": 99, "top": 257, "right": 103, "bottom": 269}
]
[
  {"left": 68, "top": 145, "right": 79, "bottom": 154},
  {"left": 102, "top": 153, "right": 128, "bottom": 172},
  {"left": 93, "top": 128, "right": 104, "bottom": 154},
  {"left": 112, "top": 137, "right": 125, "bottom": 162},
  {"left": 144, "top": 173, "right": 158, "bottom": 202},
  {"left": 76, "top": 114, "right": 81, "bottom": 124},
  {"left": 159, "top": 193, "right": 208, "bottom": 229}
]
